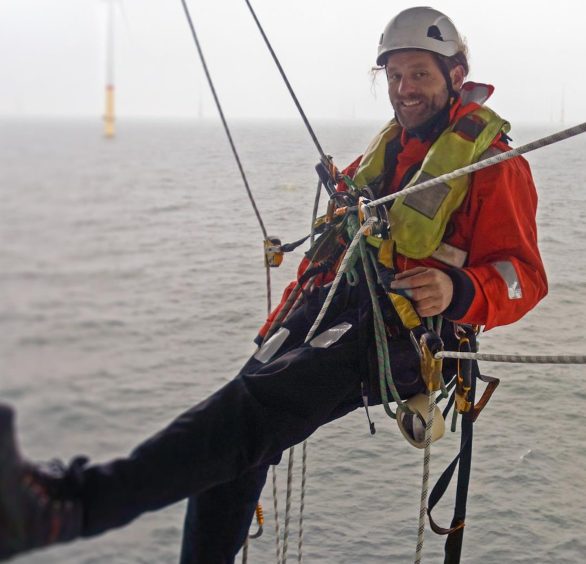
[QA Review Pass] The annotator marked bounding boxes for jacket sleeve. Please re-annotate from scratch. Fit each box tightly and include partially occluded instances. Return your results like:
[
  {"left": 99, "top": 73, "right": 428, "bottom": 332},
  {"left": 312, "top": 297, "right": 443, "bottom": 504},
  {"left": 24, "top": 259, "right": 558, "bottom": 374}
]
[{"left": 447, "top": 148, "right": 548, "bottom": 330}]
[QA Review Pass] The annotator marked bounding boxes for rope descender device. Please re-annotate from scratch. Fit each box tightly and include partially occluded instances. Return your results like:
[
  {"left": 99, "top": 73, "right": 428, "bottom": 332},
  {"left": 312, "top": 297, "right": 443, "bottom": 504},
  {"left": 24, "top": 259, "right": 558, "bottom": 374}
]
[
  {"left": 358, "top": 196, "right": 389, "bottom": 238},
  {"left": 417, "top": 330, "right": 444, "bottom": 393}
]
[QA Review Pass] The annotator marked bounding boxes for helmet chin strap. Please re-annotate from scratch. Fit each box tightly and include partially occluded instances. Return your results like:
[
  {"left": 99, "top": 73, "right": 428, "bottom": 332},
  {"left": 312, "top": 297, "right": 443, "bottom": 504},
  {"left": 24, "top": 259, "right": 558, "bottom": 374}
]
[{"left": 434, "top": 53, "right": 458, "bottom": 101}]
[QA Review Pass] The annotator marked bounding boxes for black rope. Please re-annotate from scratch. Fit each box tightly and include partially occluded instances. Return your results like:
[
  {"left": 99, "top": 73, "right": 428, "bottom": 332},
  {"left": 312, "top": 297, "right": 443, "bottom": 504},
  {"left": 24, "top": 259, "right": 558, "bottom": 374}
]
[
  {"left": 180, "top": 0, "right": 273, "bottom": 313},
  {"left": 310, "top": 180, "right": 322, "bottom": 245},
  {"left": 243, "top": 0, "right": 328, "bottom": 164},
  {"left": 180, "top": 0, "right": 268, "bottom": 241}
]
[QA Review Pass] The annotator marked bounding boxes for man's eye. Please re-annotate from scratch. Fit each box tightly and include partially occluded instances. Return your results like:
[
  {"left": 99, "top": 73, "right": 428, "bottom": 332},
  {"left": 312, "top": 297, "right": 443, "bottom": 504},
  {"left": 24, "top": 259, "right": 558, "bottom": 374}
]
[
  {"left": 414, "top": 72, "right": 428, "bottom": 79},
  {"left": 388, "top": 73, "right": 401, "bottom": 82}
]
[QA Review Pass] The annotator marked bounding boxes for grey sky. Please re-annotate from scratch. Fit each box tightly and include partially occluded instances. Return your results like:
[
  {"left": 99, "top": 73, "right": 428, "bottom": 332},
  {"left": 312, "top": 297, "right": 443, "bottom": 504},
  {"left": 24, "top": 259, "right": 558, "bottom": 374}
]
[{"left": 1, "top": 0, "right": 584, "bottom": 125}]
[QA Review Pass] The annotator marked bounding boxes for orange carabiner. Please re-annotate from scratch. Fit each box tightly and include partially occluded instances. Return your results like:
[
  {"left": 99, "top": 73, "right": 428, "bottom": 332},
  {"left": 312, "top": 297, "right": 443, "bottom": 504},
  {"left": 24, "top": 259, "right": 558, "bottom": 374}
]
[{"left": 248, "top": 502, "right": 264, "bottom": 539}]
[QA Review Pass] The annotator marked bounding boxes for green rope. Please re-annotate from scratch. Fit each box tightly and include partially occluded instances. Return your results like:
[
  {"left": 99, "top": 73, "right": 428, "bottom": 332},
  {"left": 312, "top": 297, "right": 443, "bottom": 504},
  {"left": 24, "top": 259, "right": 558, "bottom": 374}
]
[
  {"left": 353, "top": 219, "right": 411, "bottom": 419},
  {"left": 365, "top": 241, "right": 416, "bottom": 415},
  {"left": 345, "top": 267, "right": 360, "bottom": 287}
]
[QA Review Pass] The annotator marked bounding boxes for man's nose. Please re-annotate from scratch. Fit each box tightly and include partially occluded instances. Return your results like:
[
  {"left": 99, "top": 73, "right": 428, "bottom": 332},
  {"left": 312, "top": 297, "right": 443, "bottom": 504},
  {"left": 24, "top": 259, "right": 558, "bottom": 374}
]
[{"left": 397, "top": 76, "right": 417, "bottom": 96}]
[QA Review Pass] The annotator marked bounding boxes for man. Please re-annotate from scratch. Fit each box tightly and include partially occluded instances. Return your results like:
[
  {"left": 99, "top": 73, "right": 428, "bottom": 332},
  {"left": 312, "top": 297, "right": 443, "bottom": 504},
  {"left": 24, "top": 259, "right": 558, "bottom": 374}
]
[{"left": 0, "top": 7, "right": 547, "bottom": 563}]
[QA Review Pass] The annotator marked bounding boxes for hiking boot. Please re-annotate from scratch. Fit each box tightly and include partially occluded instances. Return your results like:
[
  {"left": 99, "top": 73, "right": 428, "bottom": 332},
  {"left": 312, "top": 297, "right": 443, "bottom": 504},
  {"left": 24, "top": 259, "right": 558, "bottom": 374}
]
[{"left": 0, "top": 404, "right": 85, "bottom": 561}]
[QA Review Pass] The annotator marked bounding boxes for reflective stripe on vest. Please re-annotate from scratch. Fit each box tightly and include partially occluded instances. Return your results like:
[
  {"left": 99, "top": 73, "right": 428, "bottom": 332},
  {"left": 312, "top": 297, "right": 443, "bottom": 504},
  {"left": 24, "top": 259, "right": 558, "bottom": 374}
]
[{"left": 352, "top": 105, "right": 510, "bottom": 261}]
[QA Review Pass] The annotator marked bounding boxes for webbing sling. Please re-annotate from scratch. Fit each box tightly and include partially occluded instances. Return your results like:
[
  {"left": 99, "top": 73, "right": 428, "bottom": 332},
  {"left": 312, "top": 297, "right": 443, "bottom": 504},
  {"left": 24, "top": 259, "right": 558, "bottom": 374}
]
[
  {"left": 444, "top": 362, "right": 476, "bottom": 563},
  {"left": 426, "top": 331, "right": 478, "bottom": 564}
]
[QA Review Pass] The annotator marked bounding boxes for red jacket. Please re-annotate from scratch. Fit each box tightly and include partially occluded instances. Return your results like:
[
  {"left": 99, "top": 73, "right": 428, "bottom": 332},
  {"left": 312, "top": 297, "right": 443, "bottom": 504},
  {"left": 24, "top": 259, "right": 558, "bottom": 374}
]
[{"left": 260, "top": 91, "right": 547, "bottom": 336}]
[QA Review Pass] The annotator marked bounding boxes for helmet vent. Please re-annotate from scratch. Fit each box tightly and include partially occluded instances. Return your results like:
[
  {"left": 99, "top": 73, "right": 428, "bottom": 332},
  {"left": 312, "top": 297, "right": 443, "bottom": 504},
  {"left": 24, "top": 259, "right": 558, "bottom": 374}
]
[{"left": 427, "top": 25, "right": 444, "bottom": 41}]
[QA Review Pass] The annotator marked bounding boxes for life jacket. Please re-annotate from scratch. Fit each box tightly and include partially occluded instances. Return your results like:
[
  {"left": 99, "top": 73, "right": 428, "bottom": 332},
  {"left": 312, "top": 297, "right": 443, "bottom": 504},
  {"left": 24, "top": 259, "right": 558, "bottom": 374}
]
[{"left": 353, "top": 83, "right": 510, "bottom": 265}]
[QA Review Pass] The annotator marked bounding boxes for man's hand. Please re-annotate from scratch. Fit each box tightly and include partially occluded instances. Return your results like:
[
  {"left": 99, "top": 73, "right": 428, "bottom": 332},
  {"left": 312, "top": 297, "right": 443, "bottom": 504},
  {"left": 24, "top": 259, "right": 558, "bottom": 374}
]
[{"left": 390, "top": 267, "right": 454, "bottom": 317}]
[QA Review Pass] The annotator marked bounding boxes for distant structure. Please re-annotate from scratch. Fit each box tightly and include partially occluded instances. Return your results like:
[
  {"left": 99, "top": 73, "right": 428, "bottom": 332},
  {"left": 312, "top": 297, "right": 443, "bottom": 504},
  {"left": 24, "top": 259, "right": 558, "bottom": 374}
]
[{"left": 103, "top": 0, "right": 115, "bottom": 138}]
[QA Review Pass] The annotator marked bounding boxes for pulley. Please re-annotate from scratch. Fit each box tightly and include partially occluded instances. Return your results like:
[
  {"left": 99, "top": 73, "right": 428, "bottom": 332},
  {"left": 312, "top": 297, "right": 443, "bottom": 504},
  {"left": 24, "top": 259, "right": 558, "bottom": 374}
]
[{"left": 396, "top": 393, "right": 445, "bottom": 448}]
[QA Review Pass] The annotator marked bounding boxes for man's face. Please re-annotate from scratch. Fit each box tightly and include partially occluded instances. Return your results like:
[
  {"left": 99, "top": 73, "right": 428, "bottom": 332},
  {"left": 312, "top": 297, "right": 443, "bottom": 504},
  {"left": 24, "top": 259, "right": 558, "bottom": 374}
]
[{"left": 386, "top": 50, "right": 456, "bottom": 130}]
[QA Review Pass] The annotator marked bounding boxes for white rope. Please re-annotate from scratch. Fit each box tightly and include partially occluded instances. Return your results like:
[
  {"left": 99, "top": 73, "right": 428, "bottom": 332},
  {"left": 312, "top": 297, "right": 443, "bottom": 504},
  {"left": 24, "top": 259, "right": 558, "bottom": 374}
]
[
  {"left": 303, "top": 218, "right": 376, "bottom": 344},
  {"left": 274, "top": 219, "right": 376, "bottom": 564},
  {"left": 272, "top": 465, "right": 282, "bottom": 563},
  {"left": 264, "top": 278, "right": 316, "bottom": 564},
  {"left": 366, "top": 121, "right": 586, "bottom": 210},
  {"left": 436, "top": 351, "right": 586, "bottom": 364},
  {"left": 297, "top": 440, "right": 307, "bottom": 563},
  {"left": 414, "top": 392, "right": 436, "bottom": 564},
  {"left": 281, "top": 446, "right": 295, "bottom": 563}
]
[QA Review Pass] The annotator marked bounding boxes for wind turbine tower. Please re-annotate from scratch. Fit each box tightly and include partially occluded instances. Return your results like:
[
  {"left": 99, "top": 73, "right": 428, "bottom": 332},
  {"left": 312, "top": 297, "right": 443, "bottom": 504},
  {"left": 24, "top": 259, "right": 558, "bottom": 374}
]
[{"left": 104, "top": 0, "right": 115, "bottom": 137}]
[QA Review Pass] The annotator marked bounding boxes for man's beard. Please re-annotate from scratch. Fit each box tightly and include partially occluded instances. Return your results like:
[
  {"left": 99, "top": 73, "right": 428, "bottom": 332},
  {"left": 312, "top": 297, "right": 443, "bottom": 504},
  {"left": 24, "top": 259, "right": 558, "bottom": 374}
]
[
  {"left": 396, "top": 99, "right": 452, "bottom": 141},
  {"left": 393, "top": 90, "right": 449, "bottom": 131}
]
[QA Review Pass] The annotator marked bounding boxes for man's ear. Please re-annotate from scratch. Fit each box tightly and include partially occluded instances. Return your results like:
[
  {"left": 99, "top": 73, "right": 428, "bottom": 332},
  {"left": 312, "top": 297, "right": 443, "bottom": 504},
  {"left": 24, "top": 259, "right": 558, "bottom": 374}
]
[{"left": 450, "top": 64, "right": 465, "bottom": 91}]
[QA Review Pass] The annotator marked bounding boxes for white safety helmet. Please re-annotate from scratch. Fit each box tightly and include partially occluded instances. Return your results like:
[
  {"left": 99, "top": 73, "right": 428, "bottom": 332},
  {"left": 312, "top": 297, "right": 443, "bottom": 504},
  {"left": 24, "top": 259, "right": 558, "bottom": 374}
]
[{"left": 377, "top": 6, "right": 464, "bottom": 66}]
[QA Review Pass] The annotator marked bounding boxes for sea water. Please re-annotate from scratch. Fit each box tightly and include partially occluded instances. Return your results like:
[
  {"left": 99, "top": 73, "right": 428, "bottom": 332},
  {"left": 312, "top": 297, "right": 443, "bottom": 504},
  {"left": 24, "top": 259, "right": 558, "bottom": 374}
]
[{"left": 1, "top": 118, "right": 585, "bottom": 563}]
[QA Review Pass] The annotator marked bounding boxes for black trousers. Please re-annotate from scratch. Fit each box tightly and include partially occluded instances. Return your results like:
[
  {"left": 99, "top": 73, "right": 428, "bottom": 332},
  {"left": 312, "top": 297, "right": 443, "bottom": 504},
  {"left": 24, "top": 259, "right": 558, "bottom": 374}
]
[{"left": 78, "top": 283, "right": 452, "bottom": 563}]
